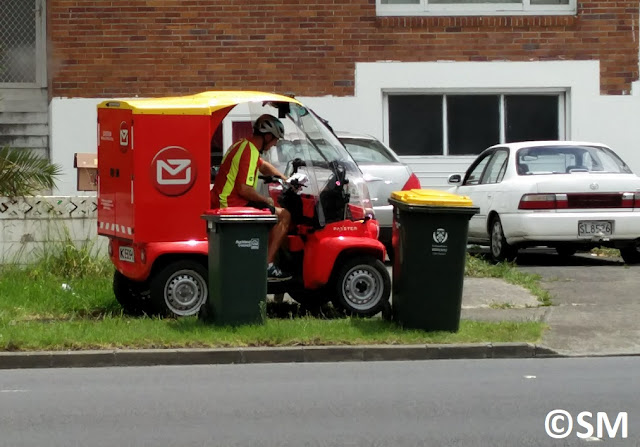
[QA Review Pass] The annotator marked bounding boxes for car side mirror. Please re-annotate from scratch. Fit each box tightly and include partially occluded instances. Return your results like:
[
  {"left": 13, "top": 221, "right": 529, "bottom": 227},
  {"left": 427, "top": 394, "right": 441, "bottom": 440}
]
[{"left": 448, "top": 174, "right": 462, "bottom": 185}]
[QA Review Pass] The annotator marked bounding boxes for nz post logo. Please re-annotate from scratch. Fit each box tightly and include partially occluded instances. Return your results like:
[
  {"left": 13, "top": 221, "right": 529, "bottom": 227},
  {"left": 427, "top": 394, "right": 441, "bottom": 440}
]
[
  {"left": 150, "top": 146, "right": 197, "bottom": 196},
  {"left": 119, "top": 121, "right": 129, "bottom": 153}
]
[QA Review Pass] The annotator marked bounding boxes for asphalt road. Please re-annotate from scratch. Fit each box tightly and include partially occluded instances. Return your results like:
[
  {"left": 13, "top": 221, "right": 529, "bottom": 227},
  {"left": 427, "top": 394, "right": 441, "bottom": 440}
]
[{"left": 1, "top": 358, "right": 638, "bottom": 446}]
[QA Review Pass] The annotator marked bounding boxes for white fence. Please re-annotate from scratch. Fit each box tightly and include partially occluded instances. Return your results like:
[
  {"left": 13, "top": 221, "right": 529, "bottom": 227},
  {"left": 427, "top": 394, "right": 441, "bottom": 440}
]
[{"left": 0, "top": 196, "right": 106, "bottom": 264}]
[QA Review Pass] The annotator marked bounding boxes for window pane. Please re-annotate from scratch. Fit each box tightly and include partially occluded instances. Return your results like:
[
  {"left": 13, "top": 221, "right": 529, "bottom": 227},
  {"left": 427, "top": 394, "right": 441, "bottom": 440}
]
[
  {"left": 381, "top": 0, "right": 420, "bottom": 3},
  {"left": 431, "top": 0, "right": 519, "bottom": 4},
  {"left": 389, "top": 95, "right": 443, "bottom": 156},
  {"left": 531, "top": 0, "right": 569, "bottom": 4},
  {"left": 464, "top": 154, "right": 491, "bottom": 185},
  {"left": 447, "top": 95, "right": 499, "bottom": 156},
  {"left": 505, "top": 95, "right": 559, "bottom": 143},
  {"left": 483, "top": 150, "right": 508, "bottom": 184},
  {"left": 340, "top": 138, "right": 396, "bottom": 163}
]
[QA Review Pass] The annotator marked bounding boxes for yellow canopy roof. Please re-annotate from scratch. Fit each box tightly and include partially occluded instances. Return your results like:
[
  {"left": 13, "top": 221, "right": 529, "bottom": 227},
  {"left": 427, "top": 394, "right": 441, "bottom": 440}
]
[{"left": 97, "top": 90, "right": 302, "bottom": 115}]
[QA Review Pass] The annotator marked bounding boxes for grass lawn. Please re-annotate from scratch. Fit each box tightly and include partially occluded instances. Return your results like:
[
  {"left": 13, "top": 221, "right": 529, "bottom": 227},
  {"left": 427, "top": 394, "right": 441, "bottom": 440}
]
[{"left": 0, "top": 252, "right": 547, "bottom": 351}]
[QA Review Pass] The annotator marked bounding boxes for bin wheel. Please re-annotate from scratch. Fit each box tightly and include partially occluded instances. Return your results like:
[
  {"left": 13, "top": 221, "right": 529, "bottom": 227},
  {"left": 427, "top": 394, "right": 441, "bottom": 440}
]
[
  {"left": 150, "top": 260, "right": 208, "bottom": 317},
  {"left": 620, "top": 241, "right": 640, "bottom": 264},
  {"left": 489, "top": 216, "right": 517, "bottom": 263},
  {"left": 113, "top": 271, "right": 153, "bottom": 316},
  {"left": 332, "top": 256, "right": 391, "bottom": 317}
]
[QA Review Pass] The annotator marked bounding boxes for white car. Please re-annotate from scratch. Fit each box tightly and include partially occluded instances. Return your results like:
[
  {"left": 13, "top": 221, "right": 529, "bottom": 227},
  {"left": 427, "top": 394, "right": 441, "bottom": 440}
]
[{"left": 448, "top": 141, "right": 640, "bottom": 264}]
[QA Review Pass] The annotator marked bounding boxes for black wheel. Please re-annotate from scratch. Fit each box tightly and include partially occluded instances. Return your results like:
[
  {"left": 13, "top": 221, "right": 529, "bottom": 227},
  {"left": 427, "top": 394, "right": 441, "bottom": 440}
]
[
  {"left": 489, "top": 216, "right": 517, "bottom": 263},
  {"left": 288, "top": 288, "right": 333, "bottom": 308},
  {"left": 113, "top": 271, "right": 152, "bottom": 316},
  {"left": 150, "top": 260, "right": 208, "bottom": 317},
  {"left": 556, "top": 246, "right": 577, "bottom": 257},
  {"left": 331, "top": 256, "right": 391, "bottom": 317},
  {"left": 620, "top": 242, "right": 640, "bottom": 264}
]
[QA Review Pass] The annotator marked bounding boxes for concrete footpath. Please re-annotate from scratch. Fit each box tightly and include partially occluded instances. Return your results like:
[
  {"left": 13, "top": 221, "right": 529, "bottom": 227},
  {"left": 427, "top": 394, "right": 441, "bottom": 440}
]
[{"left": 1, "top": 272, "right": 638, "bottom": 370}]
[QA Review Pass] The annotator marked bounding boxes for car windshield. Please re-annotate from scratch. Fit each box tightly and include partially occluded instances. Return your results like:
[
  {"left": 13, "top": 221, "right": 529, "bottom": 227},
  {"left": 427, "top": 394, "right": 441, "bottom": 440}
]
[
  {"left": 516, "top": 145, "right": 633, "bottom": 175},
  {"left": 339, "top": 137, "right": 397, "bottom": 164}
]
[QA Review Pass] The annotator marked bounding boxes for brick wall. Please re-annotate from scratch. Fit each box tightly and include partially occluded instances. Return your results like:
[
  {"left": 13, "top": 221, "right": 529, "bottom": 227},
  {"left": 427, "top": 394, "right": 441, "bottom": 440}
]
[{"left": 48, "top": 0, "right": 639, "bottom": 98}]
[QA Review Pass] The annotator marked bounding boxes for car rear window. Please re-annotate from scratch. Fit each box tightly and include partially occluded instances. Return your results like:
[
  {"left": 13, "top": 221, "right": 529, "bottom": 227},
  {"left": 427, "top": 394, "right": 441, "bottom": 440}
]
[
  {"left": 339, "top": 138, "right": 397, "bottom": 164},
  {"left": 516, "top": 145, "right": 633, "bottom": 175}
]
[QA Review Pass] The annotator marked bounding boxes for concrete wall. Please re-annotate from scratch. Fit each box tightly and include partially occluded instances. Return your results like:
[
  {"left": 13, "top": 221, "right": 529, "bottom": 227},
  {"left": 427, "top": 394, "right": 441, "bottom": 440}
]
[{"left": 0, "top": 196, "right": 105, "bottom": 264}]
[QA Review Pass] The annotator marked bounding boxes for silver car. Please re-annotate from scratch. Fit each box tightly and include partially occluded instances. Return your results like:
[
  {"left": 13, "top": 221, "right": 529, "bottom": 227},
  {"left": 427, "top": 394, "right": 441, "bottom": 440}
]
[
  {"left": 261, "top": 132, "right": 419, "bottom": 258},
  {"left": 336, "top": 132, "right": 420, "bottom": 256}
]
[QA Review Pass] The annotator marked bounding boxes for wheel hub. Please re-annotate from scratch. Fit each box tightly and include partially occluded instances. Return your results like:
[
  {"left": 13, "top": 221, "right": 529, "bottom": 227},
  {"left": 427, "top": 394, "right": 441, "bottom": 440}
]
[
  {"left": 343, "top": 267, "right": 383, "bottom": 310},
  {"left": 166, "top": 273, "right": 205, "bottom": 314}
]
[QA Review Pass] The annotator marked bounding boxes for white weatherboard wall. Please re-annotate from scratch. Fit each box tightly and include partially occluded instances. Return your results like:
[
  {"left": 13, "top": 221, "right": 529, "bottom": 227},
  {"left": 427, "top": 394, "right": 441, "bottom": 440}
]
[
  {"left": 50, "top": 60, "right": 640, "bottom": 195},
  {"left": 0, "top": 196, "right": 106, "bottom": 264}
]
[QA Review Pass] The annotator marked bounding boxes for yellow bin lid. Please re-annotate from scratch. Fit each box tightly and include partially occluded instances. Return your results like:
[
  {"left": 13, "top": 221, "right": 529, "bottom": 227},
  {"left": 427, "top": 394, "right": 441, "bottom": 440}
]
[{"left": 391, "top": 189, "right": 474, "bottom": 207}]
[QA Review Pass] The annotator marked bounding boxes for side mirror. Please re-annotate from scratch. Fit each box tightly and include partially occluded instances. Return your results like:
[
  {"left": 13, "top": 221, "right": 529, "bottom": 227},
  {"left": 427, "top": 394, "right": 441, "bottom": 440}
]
[{"left": 448, "top": 174, "right": 462, "bottom": 185}]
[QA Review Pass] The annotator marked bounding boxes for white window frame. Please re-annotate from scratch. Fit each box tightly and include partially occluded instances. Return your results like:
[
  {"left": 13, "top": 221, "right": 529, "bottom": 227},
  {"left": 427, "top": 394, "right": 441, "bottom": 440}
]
[
  {"left": 376, "top": 0, "right": 576, "bottom": 16},
  {"left": 383, "top": 90, "right": 566, "bottom": 156}
]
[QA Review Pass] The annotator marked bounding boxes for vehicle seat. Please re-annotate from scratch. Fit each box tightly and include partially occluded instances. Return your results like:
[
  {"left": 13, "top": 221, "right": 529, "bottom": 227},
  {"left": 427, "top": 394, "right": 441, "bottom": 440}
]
[
  {"left": 566, "top": 165, "right": 588, "bottom": 173},
  {"left": 517, "top": 163, "right": 529, "bottom": 175}
]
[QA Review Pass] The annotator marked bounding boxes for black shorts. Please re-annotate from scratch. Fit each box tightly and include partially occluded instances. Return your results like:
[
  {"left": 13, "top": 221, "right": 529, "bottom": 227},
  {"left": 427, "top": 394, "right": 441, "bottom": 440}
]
[{"left": 246, "top": 200, "right": 276, "bottom": 214}]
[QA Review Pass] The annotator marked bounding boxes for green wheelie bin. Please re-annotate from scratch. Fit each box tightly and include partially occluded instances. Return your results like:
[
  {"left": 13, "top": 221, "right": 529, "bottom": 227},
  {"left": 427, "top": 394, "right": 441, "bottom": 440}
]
[
  {"left": 389, "top": 190, "right": 479, "bottom": 332},
  {"left": 200, "top": 208, "right": 277, "bottom": 326}
]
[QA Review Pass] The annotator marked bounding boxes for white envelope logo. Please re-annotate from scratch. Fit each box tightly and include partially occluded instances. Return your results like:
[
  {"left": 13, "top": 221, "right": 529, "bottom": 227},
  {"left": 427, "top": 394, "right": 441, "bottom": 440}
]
[
  {"left": 120, "top": 129, "right": 129, "bottom": 146},
  {"left": 157, "top": 159, "right": 192, "bottom": 185}
]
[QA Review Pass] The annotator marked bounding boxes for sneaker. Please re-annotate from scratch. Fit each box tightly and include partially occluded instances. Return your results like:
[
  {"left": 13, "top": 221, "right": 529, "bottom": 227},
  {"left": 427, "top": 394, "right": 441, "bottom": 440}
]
[{"left": 267, "top": 264, "right": 292, "bottom": 282}]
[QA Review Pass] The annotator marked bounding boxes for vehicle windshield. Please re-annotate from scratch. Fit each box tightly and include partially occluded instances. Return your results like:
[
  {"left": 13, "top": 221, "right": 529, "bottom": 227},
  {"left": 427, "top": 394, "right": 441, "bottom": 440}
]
[
  {"left": 251, "top": 102, "right": 374, "bottom": 226},
  {"left": 516, "top": 145, "right": 633, "bottom": 175}
]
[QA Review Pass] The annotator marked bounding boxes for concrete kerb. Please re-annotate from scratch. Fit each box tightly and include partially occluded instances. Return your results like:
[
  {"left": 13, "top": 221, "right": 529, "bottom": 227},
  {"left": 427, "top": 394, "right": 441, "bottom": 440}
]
[{"left": 0, "top": 343, "right": 561, "bottom": 370}]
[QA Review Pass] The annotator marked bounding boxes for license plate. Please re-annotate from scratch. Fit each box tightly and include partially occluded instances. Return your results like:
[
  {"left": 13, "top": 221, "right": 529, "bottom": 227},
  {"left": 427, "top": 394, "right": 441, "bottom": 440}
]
[
  {"left": 119, "top": 246, "right": 135, "bottom": 263},
  {"left": 578, "top": 220, "right": 613, "bottom": 237}
]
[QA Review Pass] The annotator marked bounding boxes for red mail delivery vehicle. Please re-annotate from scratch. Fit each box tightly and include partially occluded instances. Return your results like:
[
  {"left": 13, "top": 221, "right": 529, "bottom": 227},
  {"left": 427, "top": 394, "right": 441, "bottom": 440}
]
[{"left": 97, "top": 91, "right": 391, "bottom": 318}]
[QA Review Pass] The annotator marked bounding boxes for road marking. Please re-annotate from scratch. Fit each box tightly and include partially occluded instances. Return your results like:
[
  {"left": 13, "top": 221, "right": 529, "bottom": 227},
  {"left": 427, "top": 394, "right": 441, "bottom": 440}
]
[
  {"left": 0, "top": 389, "right": 29, "bottom": 393},
  {"left": 524, "top": 375, "right": 537, "bottom": 379},
  {"left": 584, "top": 437, "right": 602, "bottom": 442}
]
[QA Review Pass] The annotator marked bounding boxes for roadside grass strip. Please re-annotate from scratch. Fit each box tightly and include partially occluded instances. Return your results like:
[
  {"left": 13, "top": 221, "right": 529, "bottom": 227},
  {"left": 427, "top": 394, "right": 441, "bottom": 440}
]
[{"left": 0, "top": 254, "right": 546, "bottom": 351}]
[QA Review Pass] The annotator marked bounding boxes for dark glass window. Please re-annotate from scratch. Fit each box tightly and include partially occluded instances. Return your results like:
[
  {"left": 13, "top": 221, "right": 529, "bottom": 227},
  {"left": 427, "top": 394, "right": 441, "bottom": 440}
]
[
  {"left": 389, "top": 95, "right": 443, "bottom": 156},
  {"left": 447, "top": 95, "right": 500, "bottom": 155},
  {"left": 505, "top": 95, "right": 558, "bottom": 143}
]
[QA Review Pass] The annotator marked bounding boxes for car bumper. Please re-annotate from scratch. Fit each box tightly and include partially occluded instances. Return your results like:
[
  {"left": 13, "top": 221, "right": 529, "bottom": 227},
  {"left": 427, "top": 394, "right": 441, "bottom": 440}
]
[
  {"left": 501, "top": 211, "right": 640, "bottom": 245},
  {"left": 373, "top": 205, "right": 393, "bottom": 246}
]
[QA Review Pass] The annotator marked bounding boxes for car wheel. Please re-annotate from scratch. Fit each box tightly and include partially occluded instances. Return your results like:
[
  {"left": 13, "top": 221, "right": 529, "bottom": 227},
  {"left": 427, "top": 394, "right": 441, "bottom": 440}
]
[
  {"left": 332, "top": 256, "right": 391, "bottom": 317},
  {"left": 620, "top": 242, "right": 640, "bottom": 265},
  {"left": 150, "top": 260, "right": 208, "bottom": 317},
  {"left": 555, "top": 246, "right": 577, "bottom": 257},
  {"left": 113, "top": 271, "right": 152, "bottom": 316},
  {"left": 489, "top": 216, "right": 517, "bottom": 263}
]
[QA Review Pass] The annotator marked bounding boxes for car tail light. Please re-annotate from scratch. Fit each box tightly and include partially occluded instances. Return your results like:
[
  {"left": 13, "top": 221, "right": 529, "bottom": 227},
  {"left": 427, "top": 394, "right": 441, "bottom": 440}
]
[
  {"left": 401, "top": 173, "right": 421, "bottom": 191},
  {"left": 518, "top": 193, "right": 568, "bottom": 210},
  {"left": 621, "top": 192, "right": 640, "bottom": 208},
  {"left": 140, "top": 246, "right": 147, "bottom": 264}
]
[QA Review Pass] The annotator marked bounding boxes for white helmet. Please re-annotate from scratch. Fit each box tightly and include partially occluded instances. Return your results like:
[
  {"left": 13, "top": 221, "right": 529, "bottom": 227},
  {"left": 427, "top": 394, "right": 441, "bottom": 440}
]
[{"left": 254, "top": 114, "right": 285, "bottom": 139}]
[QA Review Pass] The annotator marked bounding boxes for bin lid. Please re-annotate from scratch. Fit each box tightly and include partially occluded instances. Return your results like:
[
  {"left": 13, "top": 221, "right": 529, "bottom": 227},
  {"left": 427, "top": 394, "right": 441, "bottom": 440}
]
[
  {"left": 202, "top": 207, "right": 278, "bottom": 224},
  {"left": 203, "top": 207, "right": 273, "bottom": 216},
  {"left": 390, "top": 189, "right": 474, "bottom": 207}
]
